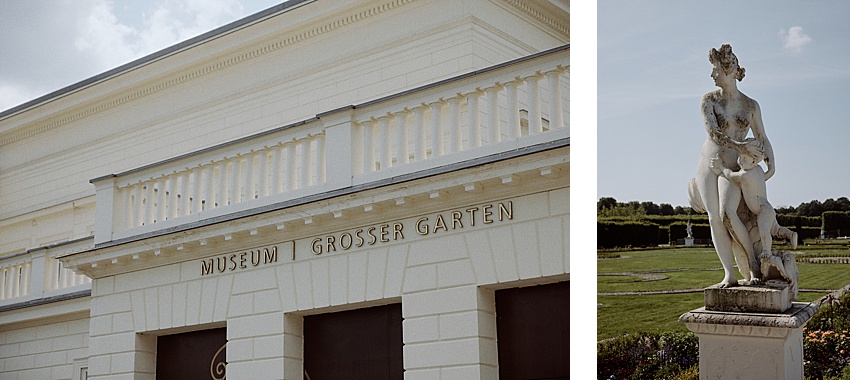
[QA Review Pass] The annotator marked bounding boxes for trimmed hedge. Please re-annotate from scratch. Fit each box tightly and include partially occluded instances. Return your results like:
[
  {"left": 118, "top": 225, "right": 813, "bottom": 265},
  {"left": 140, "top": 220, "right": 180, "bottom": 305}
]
[
  {"left": 799, "top": 226, "right": 821, "bottom": 241},
  {"left": 776, "top": 214, "right": 822, "bottom": 228},
  {"left": 598, "top": 221, "right": 659, "bottom": 249},
  {"left": 823, "top": 211, "right": 850, "bottom": 237},
  {"left": 598, "top": 218, "right": 817, "bottom": 248}
]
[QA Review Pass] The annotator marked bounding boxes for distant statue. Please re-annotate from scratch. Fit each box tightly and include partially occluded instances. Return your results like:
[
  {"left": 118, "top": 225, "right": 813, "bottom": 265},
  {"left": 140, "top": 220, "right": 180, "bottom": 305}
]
[
  {"left": 686, "top": 220, "right": 693, "bottom": 239},
  {"left": 688, "top": 44, "right": 777, "bottom": 288}
]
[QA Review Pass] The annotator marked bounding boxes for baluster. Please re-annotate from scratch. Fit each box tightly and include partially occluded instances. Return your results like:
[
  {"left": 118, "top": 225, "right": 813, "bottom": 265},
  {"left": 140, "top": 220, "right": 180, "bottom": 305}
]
[
  {"left": 133, "top": 183, "right": 144, "bottom": 227},
  {"left": 204, "top": 164, "right": 214, "bottom": 210},
  {"left": 362, "top": 120, "right": 375, "bottom": 173},
  {"left": 51, "top": 259, "right": 60, "bottom": 291},
  {"left": 258, "top": 149, "right": 269, "bottom": 198},
  {"left": 228, "top": 157, "right": 241, "bottom": 205},
  {"left": 546, "top": 69, "right": 565, "bottom": 130},
  {"left": 316, "top": 133, "right": 326, "bottom": 184},
  {"left": 216, "top": 161, "right": 226, "bottom": 208},
  {"left": 0, "top": 268, "right": 4, "bottom": 300},
  {"left": 43, "top": 258, "right": 54, "bottom": 291},
  {"left": 162, "top": 176, "right": 171, "bottom": 220},
  {"left": 1, "top": 268, "right": 7, "bottom": 299},
  {"left": 11, "top": 265, "right": 19, "bottom": 297},
  {"left": 395, "top": 110, "right": 409, "bottom": 165},
  {"left": 145, "top": 181, "right": 156, "bottom": 225},
  {"left": 379, "top": 116, "right": 391, "bottom": 170},
  {"left": 21, "top": 262, "right": 30, "bottom": 295},
  {"left": 60, "top": 262, "right": 68, "bottom": 289},
  {"left": 245, "top": 153, "right": 256, "bottom": 200},
  {"left": 123, "top": 186, "right": 134, "bottom": 230},
  {"left": 485, "top": 85, "right": 502, "bottom": 145},
  {"left": 447, "top": 96, "right": 462, "bottom": 154},
  {"left": 300, "top": 137, "right": 312, "bottom": 187},
  {"left": 429, "top": 100, "right": 445, "bottom": 158},
  {"left": 192, "top": 166, "right": 203, "bottom": 214},
  {"left": 69, "top": 264, "right": 78, "bottom": 287},
  {"left": 286, "top": 141, "right": 297, "bottom": 191},
  {"left": 526, "top": 73, "right": 543, "bottom": 135},
  {"left": 505, "top": 79, "right": 521, "bottom": 139},
  {"left": 272, "top": 144, "right": 283, "bottom": 194},
  {"left": 413, "top": 105, "right": 427, "bottom": 161},
  {"left": 466, "top": 90, "right": 482, "bottom": 149},
  {"left": 137, "top": 182, "right": 150, "bottom": 226},
  {"left": 156, "top": 177, "right": 166, "bottom": 222},
  {"left": 180, "top": 170, "right": 191, "bottom": 216},
  {"left": 168, "top": 174, "right": 179, "bottom": 219}
]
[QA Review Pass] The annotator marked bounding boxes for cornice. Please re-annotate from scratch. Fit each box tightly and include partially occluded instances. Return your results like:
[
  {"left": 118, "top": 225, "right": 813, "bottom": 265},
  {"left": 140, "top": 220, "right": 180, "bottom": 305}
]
[
  {"left": 502, "top": 0, "right": 569, "bottom": 40},
  {"left": 0, "top": 0, "right": 418, "bottom": 147}
]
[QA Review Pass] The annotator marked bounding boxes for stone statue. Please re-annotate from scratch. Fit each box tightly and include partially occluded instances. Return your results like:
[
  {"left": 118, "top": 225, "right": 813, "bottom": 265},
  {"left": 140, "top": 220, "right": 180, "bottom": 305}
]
[
  {"left": 709, "top": 144, "right": 799, "bottom": 297},
  {"left": 686, "top": 220, "right": 693, "bottom": 239},
  {"left": 688, "top": 44, "right": 781, "bottom": 288}
]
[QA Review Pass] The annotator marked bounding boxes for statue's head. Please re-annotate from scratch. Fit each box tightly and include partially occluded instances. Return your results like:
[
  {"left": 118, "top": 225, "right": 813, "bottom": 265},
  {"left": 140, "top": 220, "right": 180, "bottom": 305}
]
[
  {"left": 737, "top": 139, "right": 765, "bottom": 170},
  {"left": 709, "top": 44, "right": 746, "bottom": 81}
]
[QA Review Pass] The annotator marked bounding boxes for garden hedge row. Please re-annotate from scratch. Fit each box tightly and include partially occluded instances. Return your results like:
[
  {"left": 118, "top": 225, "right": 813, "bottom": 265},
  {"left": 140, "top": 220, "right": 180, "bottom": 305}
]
[
  {"left": 597, "top": 221, "right": 659, "bottom": 249},
  {"left": 823, "top": 211, "right": 850, "bottom": 237},
  {"left": 598, "top": 220, "right": 820, "bottom": 248}
]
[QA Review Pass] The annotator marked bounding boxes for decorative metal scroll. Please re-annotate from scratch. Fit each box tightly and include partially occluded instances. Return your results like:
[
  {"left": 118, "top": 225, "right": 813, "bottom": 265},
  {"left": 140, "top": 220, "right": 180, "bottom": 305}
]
[{"left": 210, "top": 343, "right": 227, "bottom": 380}]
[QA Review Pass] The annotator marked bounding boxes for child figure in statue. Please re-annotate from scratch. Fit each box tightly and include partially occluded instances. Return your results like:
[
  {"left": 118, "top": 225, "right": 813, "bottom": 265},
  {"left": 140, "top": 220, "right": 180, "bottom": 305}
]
[{"left": 710, "top": 142, "right": 797, "bottom": 257}]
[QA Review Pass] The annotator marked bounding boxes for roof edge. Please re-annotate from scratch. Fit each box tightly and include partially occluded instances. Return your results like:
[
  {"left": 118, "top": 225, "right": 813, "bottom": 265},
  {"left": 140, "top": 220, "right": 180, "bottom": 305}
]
[{"left": 0, "top": 0, "right": 314, "bottom": 121}]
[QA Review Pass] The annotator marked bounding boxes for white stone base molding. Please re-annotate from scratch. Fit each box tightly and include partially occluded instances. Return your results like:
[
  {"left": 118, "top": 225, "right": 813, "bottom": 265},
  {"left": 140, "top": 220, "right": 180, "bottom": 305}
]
[{"left": 680, "top": 302, "right": 818, "bottom": 380}]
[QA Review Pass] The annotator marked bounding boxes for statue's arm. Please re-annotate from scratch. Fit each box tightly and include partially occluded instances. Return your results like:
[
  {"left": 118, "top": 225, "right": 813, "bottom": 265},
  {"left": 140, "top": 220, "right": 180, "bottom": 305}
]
[{"left": 750, "top": 100, "right": 776, "bottom": 180}]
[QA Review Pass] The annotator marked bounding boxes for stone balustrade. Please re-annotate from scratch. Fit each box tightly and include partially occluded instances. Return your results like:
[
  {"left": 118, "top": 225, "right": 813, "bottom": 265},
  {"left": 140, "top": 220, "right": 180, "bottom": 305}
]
[
  {"left": 91, "top": 47, "right": 569, "bottom": 245},
  {"left": 354, "top": 65, "right": 567, "bottom": 177},
  {"left": 0, "top": 250, "right": 91, "bottom": 306}
]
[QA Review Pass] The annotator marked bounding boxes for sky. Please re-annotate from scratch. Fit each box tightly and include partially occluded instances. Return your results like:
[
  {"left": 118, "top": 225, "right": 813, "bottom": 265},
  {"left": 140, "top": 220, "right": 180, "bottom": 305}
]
[
  {"left": 0, "top": 0, "right": 283, "bottom": 113},
  {"left": 598, "top": 1, "right": 850, "bottom": 209}
]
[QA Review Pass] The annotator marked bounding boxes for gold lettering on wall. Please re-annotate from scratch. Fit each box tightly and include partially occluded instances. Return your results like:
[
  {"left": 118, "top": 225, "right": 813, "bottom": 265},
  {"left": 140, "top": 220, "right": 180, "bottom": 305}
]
[
  {"left": 312, "top": 201, "right": 514, "bottom": 255},
  {"left": 201, "top": 246, "right": 281, "bottom": 276}
]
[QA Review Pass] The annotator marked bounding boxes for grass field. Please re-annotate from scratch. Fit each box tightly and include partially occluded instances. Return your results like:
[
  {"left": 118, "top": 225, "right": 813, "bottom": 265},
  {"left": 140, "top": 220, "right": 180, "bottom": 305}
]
[{"left": 597, "top": 246, "right": 850, "bottom": 341}]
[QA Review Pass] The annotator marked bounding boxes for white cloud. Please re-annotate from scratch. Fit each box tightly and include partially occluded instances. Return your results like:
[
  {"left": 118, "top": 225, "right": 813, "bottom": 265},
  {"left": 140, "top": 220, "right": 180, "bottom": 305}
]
[
  {"left": 0, "top": 83, "right": 42, "bottom": 113},
  {"left": 779, "top": 26, "right": 812, "bottom": 54},
  {"left": 73, "top": 0, "right": 244, "bottom": 70}
]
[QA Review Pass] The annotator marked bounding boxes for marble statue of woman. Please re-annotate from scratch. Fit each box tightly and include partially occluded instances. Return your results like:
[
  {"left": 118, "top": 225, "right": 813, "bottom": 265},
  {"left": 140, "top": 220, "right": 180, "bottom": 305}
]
[{"left": 688, "top": 44, "right": 776, "bottom": 288}]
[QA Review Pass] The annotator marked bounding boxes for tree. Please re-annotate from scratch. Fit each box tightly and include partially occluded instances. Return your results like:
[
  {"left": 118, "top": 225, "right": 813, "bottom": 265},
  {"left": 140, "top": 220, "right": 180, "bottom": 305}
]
[
  {"left": 640, "top": 201, "right": 661, "bottom": 215},
  {"left": 659, "top": 203, "right": 675, "bottom": 216},
  {"left": 598, "top": 197, "right": 617, "bottom": 211}
]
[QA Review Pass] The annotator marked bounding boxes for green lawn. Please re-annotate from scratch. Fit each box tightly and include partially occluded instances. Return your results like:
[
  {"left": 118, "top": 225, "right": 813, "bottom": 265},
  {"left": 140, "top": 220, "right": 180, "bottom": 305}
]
[{"left": 597, "top": 247, "right": 850, "bottom": 341}]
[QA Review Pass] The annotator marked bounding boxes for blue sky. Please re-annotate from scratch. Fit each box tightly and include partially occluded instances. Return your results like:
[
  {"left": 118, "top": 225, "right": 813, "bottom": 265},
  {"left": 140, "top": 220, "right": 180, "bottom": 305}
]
[
  {"left": 598, "top": 1, "right": 850, "bottom": 208},
  {"left": 0, "top": 0, "right": 282, "bottom": 112}
]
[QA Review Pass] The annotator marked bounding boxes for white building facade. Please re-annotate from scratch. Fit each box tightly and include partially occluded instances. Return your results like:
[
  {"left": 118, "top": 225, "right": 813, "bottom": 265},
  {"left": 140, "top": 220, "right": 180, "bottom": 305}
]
[{"left": 0, "top": 0, "right": 569, "bottom": 378}]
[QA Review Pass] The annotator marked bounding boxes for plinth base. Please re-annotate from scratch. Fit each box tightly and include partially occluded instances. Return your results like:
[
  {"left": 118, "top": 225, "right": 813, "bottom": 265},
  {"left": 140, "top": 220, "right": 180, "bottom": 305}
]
[
  {"left": 705, "top": 283, "right": 792, "bottom": 313},
  {"left": 680, "top": 302, "right": 818, "bottom": 380}
]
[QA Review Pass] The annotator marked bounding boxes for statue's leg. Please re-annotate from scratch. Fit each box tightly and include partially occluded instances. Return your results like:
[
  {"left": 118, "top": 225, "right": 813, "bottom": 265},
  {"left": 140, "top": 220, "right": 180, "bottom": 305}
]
[
  {"left": 772, "top": 221, "right": 798, "bottom": 250},
  {"left": 697, "top": 167, "right": 737, "bottom": 287},
  {"left": 719, "top": 178, "right": 758, "bottom": 284},
  {"left": 757, "top": 204, "right": 776, "bottom": 257}
]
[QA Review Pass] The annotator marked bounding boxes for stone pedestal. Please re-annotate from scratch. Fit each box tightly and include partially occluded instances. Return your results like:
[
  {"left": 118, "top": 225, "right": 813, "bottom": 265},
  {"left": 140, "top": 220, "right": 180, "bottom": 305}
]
[
  {"left": 680, "top": 300, "right": 818, "bottom": 380},
  {"left": 685, "top": 237, "right": 694, "bottom": 246},
  {"left": 704, "top": 283, "right": 793, "bottom": 313}
]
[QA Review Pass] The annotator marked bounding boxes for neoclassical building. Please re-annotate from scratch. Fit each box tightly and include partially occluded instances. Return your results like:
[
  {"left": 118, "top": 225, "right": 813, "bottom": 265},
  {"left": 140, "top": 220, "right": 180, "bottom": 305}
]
[{"left": 0, "top": 0, "right": 569, "bottom": 378}]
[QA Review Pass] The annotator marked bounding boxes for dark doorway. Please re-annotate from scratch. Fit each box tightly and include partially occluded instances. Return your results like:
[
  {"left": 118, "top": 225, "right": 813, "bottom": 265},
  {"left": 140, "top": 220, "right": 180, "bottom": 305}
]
[
  {"left": 496, "top": 281, "right": 569, "bottom": 379},
  {"left": 156, "top": 327, "right": 227, "bottom": 380},
  {"left": 304, "top": 303, "right": 403, "bottom": 380}
]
